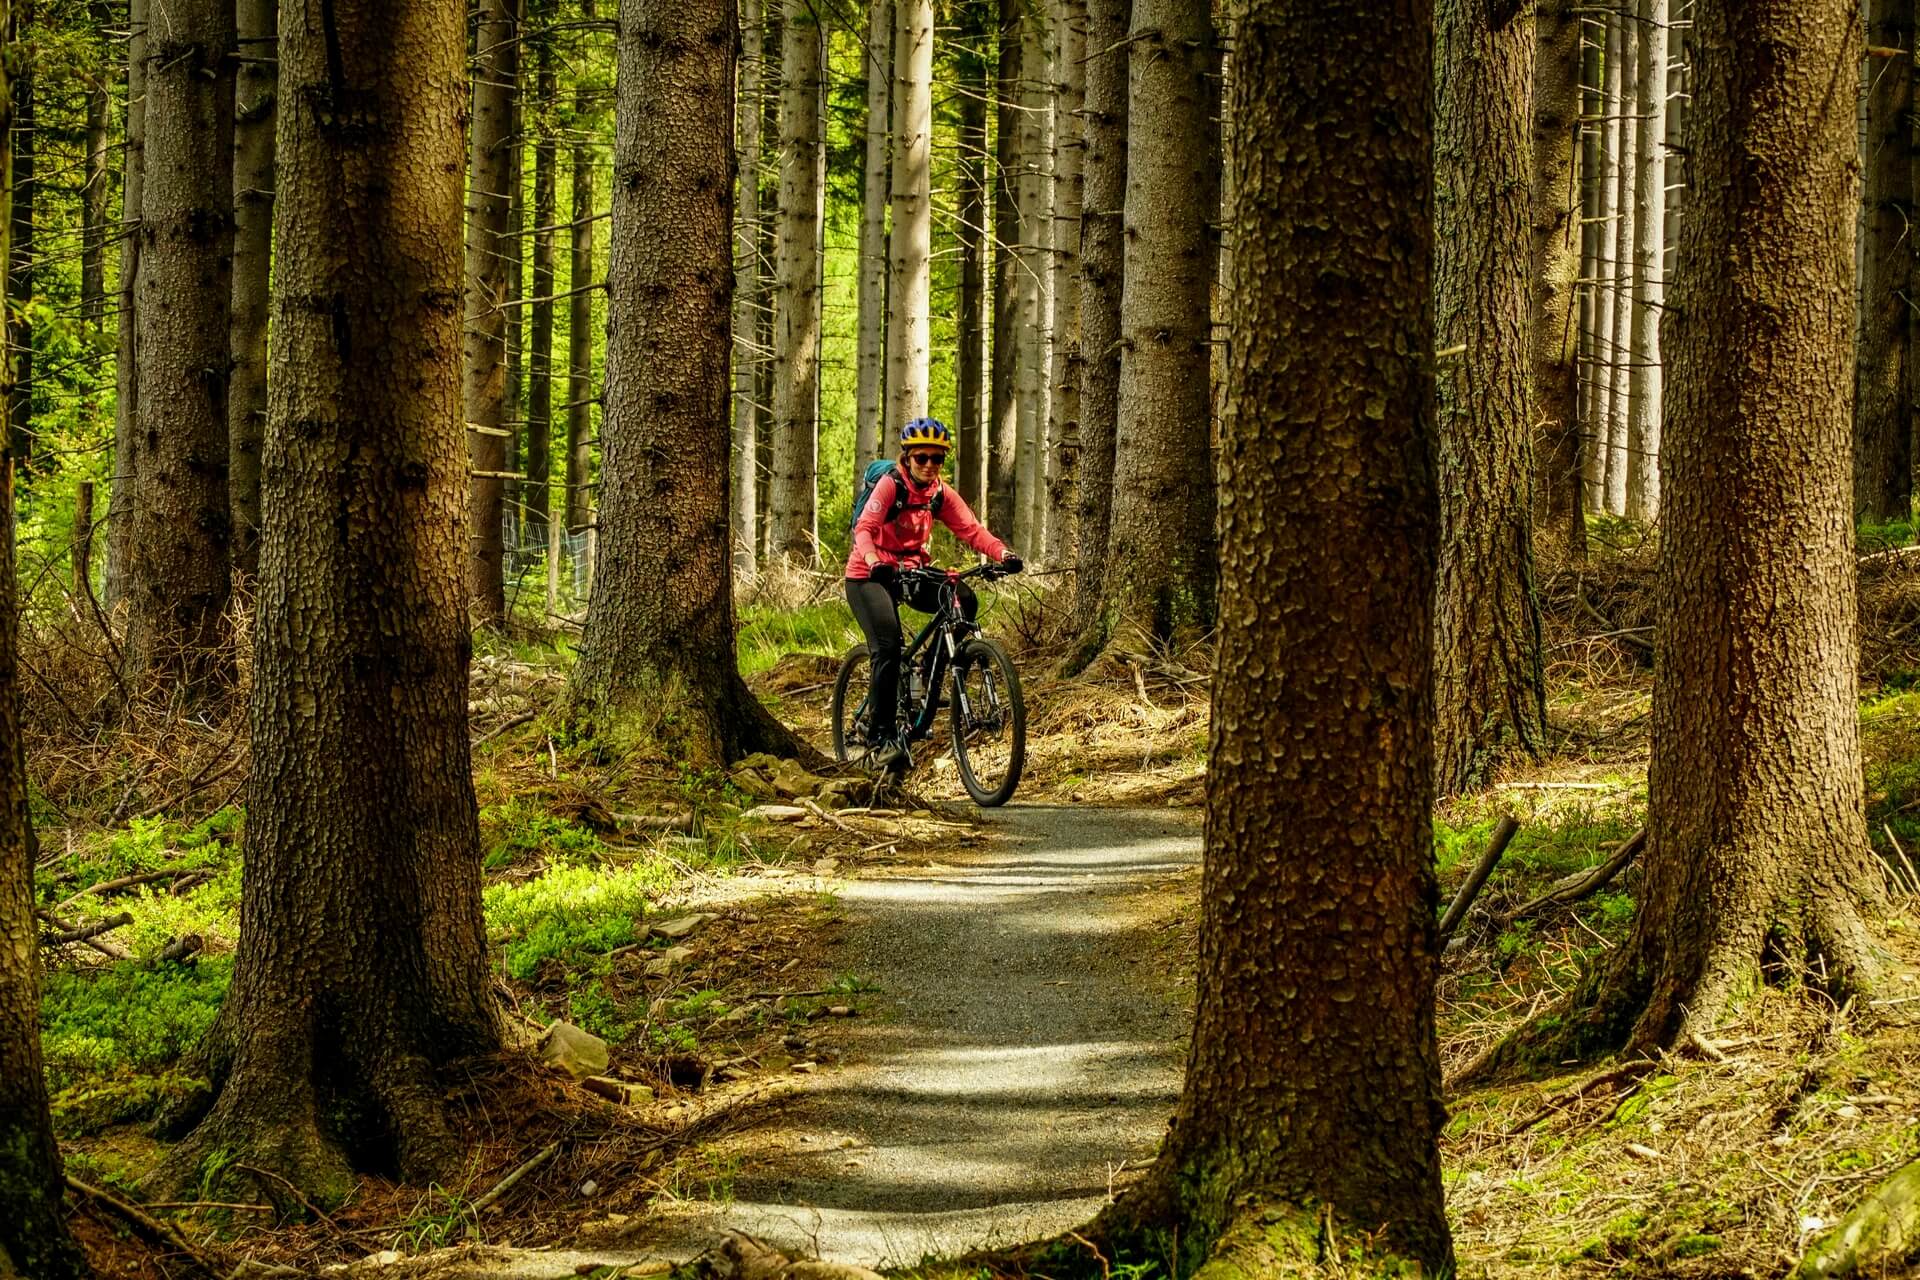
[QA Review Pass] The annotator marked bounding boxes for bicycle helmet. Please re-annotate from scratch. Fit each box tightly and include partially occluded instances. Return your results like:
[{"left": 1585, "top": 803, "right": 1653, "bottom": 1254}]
[{"left": 900, "top": 417, "right": 953, "bottom": 452}]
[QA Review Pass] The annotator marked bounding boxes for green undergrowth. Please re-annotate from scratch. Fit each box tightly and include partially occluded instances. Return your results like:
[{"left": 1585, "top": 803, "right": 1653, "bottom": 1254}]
[{"left": 1859, "top": 515, "right": 1918, "bottom": 554}]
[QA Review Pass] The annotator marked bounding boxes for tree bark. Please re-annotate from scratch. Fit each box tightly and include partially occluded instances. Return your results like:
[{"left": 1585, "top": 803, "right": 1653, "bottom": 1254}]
[
  {"left": 1857, "top": 0, "right": 1911, "bottom": 521},
  {"left": 228, "top": 0, "right": 275, "bottom": 580},
  {"left": 1590, "top": 12, "right": 1624, "bottom": 508},
  {"left": 1576, "top": 14, "right": 1603, "bottom": 510},
  {"left": 1043, "top": 0, "right": 1085, "bottom": 573},
  {"left": 854, "top": 0, "right": 890, "bottom": 472},
  {"left": 886, "top": 0, "right": 933, "bottom": 428},
  {"left": 7, "top": 0, "right": 32, "bottom": 477},
  {"left": 1097, "top": 0, "right": 1218, "bottom": 652},
  {"left": 1068, "top": 0, "right": 1127, "bottom": 651},
  {"left": 768, "top": 0, "right": 824, "bottom": 569},
  {"left": 1092, "top": 0, "right": 1452, "bottom": 1265},
  {"left": 1625, "top": 0, "right": 1667, "bottom": 521},
  {"left": 503, "top": 80, "right": 525, "bottom": 553},
  {"left": 153, "top": 0, "right": 502, "bottom": 1199},
  {"left": 464, "top": 0, "right": 520, "bottom": 624},
  {"left": 567, "top": 0, "right": 597, "bottom": 537},
  {"left": 571, "top": 0, "right": 815, "bottom": 767},
  {"left": 1480, "top": 0, "right": 1887, "bottom": 1073},
  {"left": 956, "top": 0, "right": 990, "bottom": 506},
  {"left": 988, "top": 0, "right": 1021, "bottom": 537},
  {"left": 1530, "top": 0, "right": 1585, "bottom": 556},
  {"left": 1014, "top": 9, "right": 1050, "bottom": 552},
  {"left": 734, "top": 0, "right": 764, "bottom": 575},
  {"left": 1602, "top": 7, "right": 1638, "bottom": 516},
  {"left": 125, "top": 0, "right": 234, "bottom": 694},
  {"left": 83, "top": 4, "right": 111, "bottom": 332},
  {"left": 527, "top": 24, "right": 557, "bottom": 556},
  {"left": 1433, "top": 0, "right": 1545, "bottom": 795},
  {"left": 0, "top": 13, "right": 89, "bottom": 1266},
  {"left": 107, "top": 0, "right": 146, "bottom": 608}
]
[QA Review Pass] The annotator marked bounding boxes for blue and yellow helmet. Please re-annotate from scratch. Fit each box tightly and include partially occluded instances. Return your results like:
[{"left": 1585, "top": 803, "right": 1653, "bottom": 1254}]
[{"left": 900, "top": 417, "right": 953, "bottom": 452}]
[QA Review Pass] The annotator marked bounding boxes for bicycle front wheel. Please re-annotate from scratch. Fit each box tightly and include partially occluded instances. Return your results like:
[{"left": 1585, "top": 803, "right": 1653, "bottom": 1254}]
[
  {"left": 830, "top": 644, "right": 873, "bottom": 762},
  {"left": 949, "top": 637, "right": 1025, "bottom": 806}
]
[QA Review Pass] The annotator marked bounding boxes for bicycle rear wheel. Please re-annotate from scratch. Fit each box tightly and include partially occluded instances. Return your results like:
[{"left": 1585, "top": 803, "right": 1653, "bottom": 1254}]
[
  {"left": 830, "top": 644, "right": 873, "bottom": 762},
  {"left": 949, "top": 637, "right": 1025, "bottom": 806}
]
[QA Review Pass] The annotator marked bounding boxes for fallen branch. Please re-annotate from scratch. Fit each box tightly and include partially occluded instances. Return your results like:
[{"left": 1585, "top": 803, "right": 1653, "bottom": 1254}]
[
  {"left": 153, "top": 934, "right": 205, "bottom": 965},
  {"left": 1505, "top": 827, "right": 1646, "bottom": 923},
  {"left": 237, "top": 1162, "right": 340, "bottom": 1228},
  {"left": 472, "top": 708, "right": 538, "bottom": 748},
  {"left": 612, "top": 810, "right": 697, "bottom": 834},
  {"left": 55, "top": 867, "right": 203, "bottom": 913},
  {"left": 469, "top": 1140, "right": 560, "bottom": 1214},
  {"left": 42, "top": 911, "right": 134, "bottom": 945},
  {"left": 1437, "top": 816, "right": 1520, "bottom": 946},
  {"left": 38, "top": 910, "right": 135, "bottom": 960},
  {"left": 66, "top": 1175, "right": 229, "bottom": 1279}
]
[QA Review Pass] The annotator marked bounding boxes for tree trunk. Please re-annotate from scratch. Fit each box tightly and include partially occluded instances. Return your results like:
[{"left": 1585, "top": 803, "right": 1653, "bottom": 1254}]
[
  {"left": 1857, "top": 0, "right": 1911, "bottom": 521},
  {"left": 855, "top": 0, "right": 890, "bottom": 472},
  {"left": 1092, "top": 0, "right": 1452, "bottom": 1265},
  {"left": 567, "top": 0, "right": 597, "bottom": 537},
  {"left": 228, "top": 0, "right": 275, "bottom": 580},
  {"left": 7, "top": 0, "right": 32, "bottom": 477},
  {"left": 768, "top": 0, "right": 824, "bottom": 569},
  {"left": 988, "top": 0, "right": 1021, "bottom": 537},
  {"left": 108, "top": 0, "right": 146, "bottom": 608},
  {"left": 1530, "top": 0, "right": 1585, "bottom": 557},
  {"left": 1433, "top": 0, "right": 1544, "bottom": 795},
  {"left": 1096, "top": 0, "right": 1218, "bottom": 652},
  {"left": 153, "top": 0, "right": 503, "bottom": 1199},
  {"left": 527, "top": 27, "right": 557, "bottom": 558},
  {"left": 0, "top": 14, "right": 88, "bottom": 1266},
  {"left": 83, "top": 4, "right": 110, "bottom": 332},
  {"left": 956, "top": 0, "right": 989, "bottom": 507},
  {"left": 125, "top": 0, "right": 234, "bottom": 693},
  {"left": 1576, "top": 15, "right": 1603, "bottom": 511},
  {"left": 503, "top": 83, "right": 525, "bottom": 557},
  {"left": 887, "top": 0, "right": 933, "bottom": 428},
  {"left": 464, "top": 0, "right": 520, "bottom": 624},
  {"left": 1591, "top": 12, "right": 1623, "bottom": 508},
  {"left": 1602, "top": 7, "right": 1637, "bottom": 516},
  {"left": 733, "top": 0, "right": 764, "bottom": 575},
  {"left": 1479, "top": 0, "right": 1887, "bottom": 1074},
  {"left": 1624, "top": 0, "right": 1667, "bottom": 521},
  {"left": 1043, "top": 0, "right": 1085, "bottom": 573},
  {"left": 1068, "top": 0, "right": 1127, "bottom": 651},
  {"left": 1015, "top": 9, "right": 1050, "bottom": 552},
  {"left": 572, "top": 0, "right": 814, "bottom": 767}
]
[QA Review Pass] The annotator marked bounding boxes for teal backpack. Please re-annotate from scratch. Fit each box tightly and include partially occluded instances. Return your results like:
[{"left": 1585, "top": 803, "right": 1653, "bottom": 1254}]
[{"left": 848, "top": 459, "right": 943, "bottom": 540}]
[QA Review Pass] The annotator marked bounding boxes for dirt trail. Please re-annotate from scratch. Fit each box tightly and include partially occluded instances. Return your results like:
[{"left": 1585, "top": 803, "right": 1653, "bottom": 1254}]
[{"left": 628, "top": 803, "right": 1202, "bottom": 1267}]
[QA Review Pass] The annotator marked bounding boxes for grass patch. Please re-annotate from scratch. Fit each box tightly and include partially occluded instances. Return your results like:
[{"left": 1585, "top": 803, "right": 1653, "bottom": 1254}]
[
  {"left": 483, "top": 859, "right": 671, "bottom": 980},
  {"left": 738, "top": 600, "right": 863, "bottom": 679}
]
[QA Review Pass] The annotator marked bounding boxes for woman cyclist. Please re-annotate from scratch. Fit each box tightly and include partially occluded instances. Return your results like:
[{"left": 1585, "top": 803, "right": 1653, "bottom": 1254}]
[{"left": 845, "top": 417, "right": 1023, "bottom": 770}]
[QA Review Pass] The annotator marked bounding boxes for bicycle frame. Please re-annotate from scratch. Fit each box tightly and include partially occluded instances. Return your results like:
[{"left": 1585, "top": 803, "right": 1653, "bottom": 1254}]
[{"left": 856, "top": 569, "right": 987, "bottom": 745}]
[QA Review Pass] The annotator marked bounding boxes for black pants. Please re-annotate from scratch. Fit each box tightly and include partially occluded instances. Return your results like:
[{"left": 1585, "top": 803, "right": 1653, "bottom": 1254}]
[{"left": 845, "top": 576, "right": 979, "bottom": 741}]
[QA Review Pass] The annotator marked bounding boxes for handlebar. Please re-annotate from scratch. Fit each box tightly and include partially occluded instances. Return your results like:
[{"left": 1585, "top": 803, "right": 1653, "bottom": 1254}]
[{"left": 897, "top": 562, "right": 1015, "bottom": 585}]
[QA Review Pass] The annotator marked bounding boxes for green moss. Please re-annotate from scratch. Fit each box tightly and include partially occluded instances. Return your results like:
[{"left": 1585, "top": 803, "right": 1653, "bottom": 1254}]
[
  {"left": 483, "top": 860, "right": 668, "bottom": 979},
  {"left": 1664, "top": 1233, "right": 1722, "bottom": 1259},
  {"left": 39, "top": 958, "right": 231, "bottom": 1134}
]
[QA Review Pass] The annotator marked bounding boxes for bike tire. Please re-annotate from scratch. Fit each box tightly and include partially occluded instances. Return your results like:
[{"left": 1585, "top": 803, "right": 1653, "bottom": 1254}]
[
  {"left": 830, "top": 644, "right": 872, "bottom": 762},
  {"left": 949, "top": 637, "right": 1025, "bottom": 806}
]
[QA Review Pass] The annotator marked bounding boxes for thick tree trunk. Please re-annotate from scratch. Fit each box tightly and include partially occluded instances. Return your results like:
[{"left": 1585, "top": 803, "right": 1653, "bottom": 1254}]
[
  {"left": 1097, "top": 0, "right": 1217, "bottom": 651},
  {"left": 7, "top": 0, "right": 32, "bottom": 477},
  {"left": 567, "top": 0, "right": 597, "bottom": 537},
  {"left": 1530, "top": 0, "right": 1585, "bottom": 556},
  {"left": 1, "top": 15, "right": 88, "bottom": 1266},
  {"left": 887, "top": 0, "right": 933, "bottom": 428},
  {"left": 1433, "top": 0, "right": 1545, "bottom": 795},
  {"left": 1857, "top": 0, "right": 1911, "bottom": 521},
  {"left": 1478, "top": 0, "right": 1887, "bottom": 1075},
  {"left": 1043, "top": 0, "right": 1084, "bottom": 573},
  {"left": 734, "top": 0, "right": 764, "bottom": 575},
  {"left": 527, "top": 30, "right": 557, "bottom": 556},
  {"left": 107, "top": 0, "right": 146, "bottom": 607},
  {"left": 1014, "top": 10, "right": 1050, "bottom": 552},
  {"left": 1603, "top": 7, "right": 1638, "bottom": 516},
  {"left": 1093, "top": 0, "right": 1452, "bottom": 1265},
  {"left": 988, "top": 0, "right": 1021, "bottom": 537},
  {"left": 956, "top": 1, "right": 989, "bottom": 507},
  {"left": 1624, "top": 0, "right": 1667, "bottom": 521},
  {"left": 855, "top": 0, "right": 890, "bottom": 471},
  {"left": 154, "top": 0, "right": 503, "bottom": 1199},
  {"left": 768, "top": 0, "right": 824, "bottom": 569},
  {"left": 125, "top": 0, "right": 234, "bottom": 693},
  {"left": 572, "top": 0, "right": 813, "bottom": 766},
  {"left": 1068, "top": 0, "right": 1127, "bottom": 651},
  {"left": 228, "top": 0, "right": 275, "bottom": 580},
  {"left": 463, "top": 0, "right": 520, "bottom": 624}
]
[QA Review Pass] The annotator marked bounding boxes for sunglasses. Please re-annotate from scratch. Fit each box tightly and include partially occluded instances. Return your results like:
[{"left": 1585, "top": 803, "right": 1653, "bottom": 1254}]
[{"left": 908, "top": 451, "right": 947, "bottom": 467}]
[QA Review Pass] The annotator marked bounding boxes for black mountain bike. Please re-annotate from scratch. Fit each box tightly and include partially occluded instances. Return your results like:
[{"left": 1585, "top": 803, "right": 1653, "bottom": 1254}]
[{"left": 830, "top": 564, "right": 1027, "bottom": 807}]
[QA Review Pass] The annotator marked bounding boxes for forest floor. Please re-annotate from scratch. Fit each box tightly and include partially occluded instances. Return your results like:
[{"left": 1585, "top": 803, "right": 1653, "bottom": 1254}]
[{"left": 24, "top": 538, "right": 1920, "bottom": 1278}]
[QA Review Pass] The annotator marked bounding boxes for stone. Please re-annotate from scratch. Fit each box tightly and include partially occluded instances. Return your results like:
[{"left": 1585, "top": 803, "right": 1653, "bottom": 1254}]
[
  {"left": 644, "top": 945, "right": 696, "bottom": 977},
  {"left": 538, "top": 1021, "right": 610, "bottom": 1080},
  {"left": 647, "top": 913, "right": 712, "bottom": 941},
  {"left": 582, "top": 1075, "right": 655, "bottom": 1106},
  {"left": 827, "top": 1005, "right": 854, "bottom": 1017}
]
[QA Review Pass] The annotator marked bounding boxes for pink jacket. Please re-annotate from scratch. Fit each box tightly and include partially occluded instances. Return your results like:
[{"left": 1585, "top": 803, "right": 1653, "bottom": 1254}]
[{"left": 844, "top": 470, "right": 1008, "bottom": 581}]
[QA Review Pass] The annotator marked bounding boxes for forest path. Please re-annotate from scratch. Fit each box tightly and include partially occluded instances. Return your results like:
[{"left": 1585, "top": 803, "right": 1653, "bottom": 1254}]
[{"left": 632, "top": 803, "right": 1202, "bottom": 1268}]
